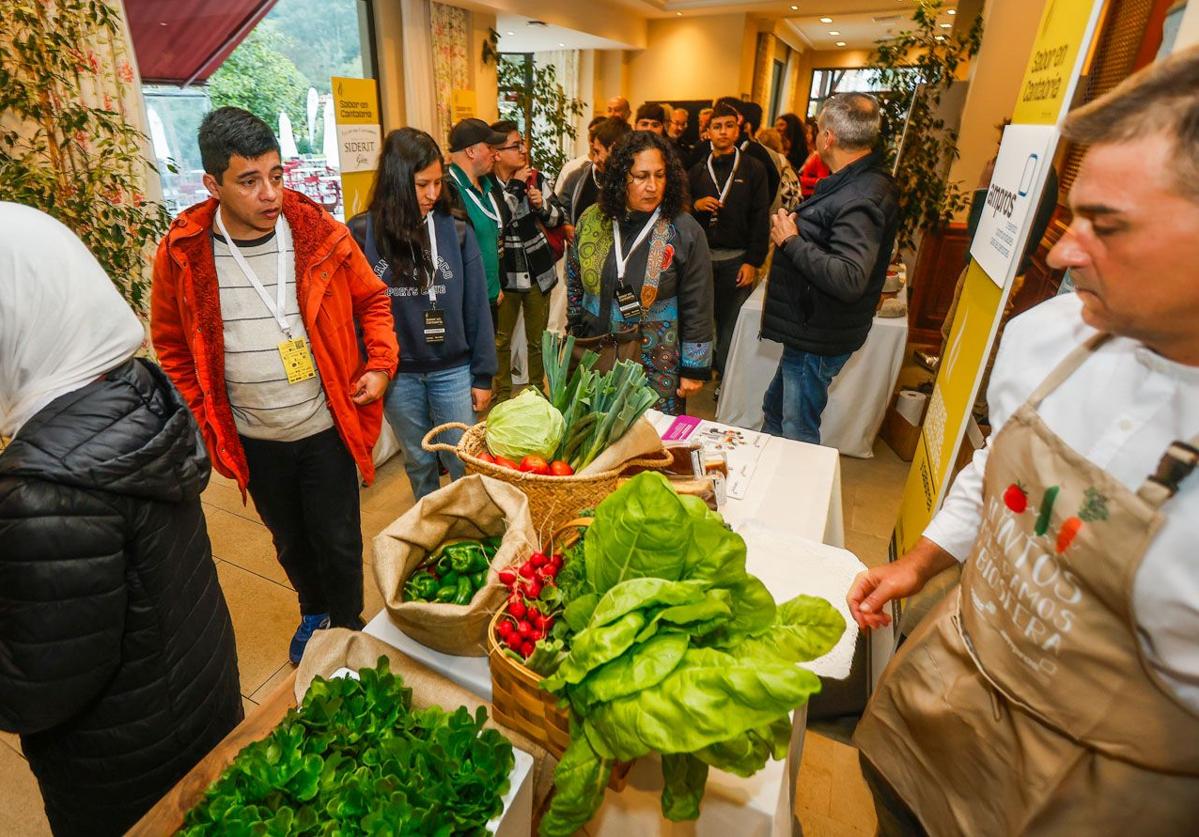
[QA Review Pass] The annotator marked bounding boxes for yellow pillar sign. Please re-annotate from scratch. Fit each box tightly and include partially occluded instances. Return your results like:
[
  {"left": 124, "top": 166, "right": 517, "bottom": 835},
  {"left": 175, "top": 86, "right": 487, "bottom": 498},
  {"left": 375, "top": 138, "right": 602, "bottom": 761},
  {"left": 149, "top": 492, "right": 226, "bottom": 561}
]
[
  {"left": 331, "top": 77, "right": 382, "bottom": 220},
  {"left": 892, "top": 0, "right": 1105, "bottom": 558}
]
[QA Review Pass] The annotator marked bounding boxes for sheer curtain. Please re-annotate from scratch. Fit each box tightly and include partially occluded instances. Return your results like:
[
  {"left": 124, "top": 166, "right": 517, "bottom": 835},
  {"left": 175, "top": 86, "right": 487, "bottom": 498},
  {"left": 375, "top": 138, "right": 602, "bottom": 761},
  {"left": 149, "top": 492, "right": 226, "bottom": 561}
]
[
  {"left": 533, "top": 50, "right": 585, "bottom": 161},
  {"left": 430, "top": 2, "right": 470, "bottom": 149},
  {"left": 400, "top": 0, "right": 440, "bottom": 137}
]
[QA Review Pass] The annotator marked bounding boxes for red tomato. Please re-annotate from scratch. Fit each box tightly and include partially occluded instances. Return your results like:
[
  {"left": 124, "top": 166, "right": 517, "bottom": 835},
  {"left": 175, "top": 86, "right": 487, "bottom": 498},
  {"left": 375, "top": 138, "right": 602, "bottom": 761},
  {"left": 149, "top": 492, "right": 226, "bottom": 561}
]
[
  {"left": 494, "top": 456, "right": 519, "bottom": 470},
  {"left": 519, "top": 455, "right": 552, "bottom": 475},
  {"left": 1003, "top": 483, "right": 1028, "bottom": 513},
  {"left": 549, "top": 460, "right": 574, "bottom": 476},
  {"left": 477, "top": 451, "right": 496, "bottom": 464}
]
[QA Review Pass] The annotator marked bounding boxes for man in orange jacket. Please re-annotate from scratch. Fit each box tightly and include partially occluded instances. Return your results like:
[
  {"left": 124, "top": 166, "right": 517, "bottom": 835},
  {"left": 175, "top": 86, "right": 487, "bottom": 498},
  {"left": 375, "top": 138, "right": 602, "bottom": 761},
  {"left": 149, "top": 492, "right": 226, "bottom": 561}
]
[{"left": 151, "top": 107, "right": 398, "bottom": 663}]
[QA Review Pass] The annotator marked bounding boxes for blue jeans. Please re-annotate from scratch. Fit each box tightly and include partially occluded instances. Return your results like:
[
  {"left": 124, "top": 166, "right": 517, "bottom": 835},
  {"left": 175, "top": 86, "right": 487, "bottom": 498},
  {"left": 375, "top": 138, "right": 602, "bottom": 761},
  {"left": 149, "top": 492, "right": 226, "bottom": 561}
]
[
  {"left": 762, "top": 346, "right": 852, "bottom": 444},
  {"left": 383, "top": 364, "right": 476, "bottom": 501}
]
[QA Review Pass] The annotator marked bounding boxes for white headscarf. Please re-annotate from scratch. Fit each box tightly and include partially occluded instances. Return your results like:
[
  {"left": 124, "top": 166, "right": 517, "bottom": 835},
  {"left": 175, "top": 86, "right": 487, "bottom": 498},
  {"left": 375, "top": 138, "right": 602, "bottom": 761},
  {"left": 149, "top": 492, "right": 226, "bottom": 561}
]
[{"left": 0, "top": 203, "right": 146, "bottom": 440}]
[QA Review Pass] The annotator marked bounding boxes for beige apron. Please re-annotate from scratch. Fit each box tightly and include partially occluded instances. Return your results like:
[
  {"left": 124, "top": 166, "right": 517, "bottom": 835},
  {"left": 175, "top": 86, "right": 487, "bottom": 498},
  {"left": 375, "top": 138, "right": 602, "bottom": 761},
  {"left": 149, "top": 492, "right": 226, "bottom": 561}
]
[{"left": 855, "top": 334, "right": 1199, "bottom": 836}]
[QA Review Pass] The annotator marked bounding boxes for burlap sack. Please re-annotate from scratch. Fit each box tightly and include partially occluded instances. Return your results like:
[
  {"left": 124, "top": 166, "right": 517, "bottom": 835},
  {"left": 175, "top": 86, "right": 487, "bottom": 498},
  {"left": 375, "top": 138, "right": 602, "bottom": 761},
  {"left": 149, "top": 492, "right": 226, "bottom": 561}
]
[
  {"left": 295, "top": 629, "right": 557, "bottom": 813},
  {"left": 578, "top": 415, "right": 666, "bottom": 476},
  {"left": 373, "top": 474, "right": 536, "bottom": 656}
]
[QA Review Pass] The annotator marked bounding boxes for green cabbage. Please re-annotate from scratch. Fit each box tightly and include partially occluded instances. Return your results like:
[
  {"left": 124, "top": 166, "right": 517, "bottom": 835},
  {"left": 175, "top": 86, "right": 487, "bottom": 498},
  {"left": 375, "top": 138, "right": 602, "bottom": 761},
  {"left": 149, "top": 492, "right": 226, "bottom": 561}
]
[{"left": 486, "top": 388, "right": 565, "bottom": 461}]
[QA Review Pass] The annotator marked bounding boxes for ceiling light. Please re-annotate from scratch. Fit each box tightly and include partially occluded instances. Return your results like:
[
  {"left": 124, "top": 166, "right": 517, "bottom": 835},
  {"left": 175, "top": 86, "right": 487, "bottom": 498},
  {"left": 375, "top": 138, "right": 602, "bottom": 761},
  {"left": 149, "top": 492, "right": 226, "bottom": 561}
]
[
  {"left": 835, "top": 41, "right": 847, "bottom": 47},
  {"left": 819, "top": 17, "right": 833, "bottom": 23},
  {"left": 558, "top": 41, "right": 566, "bottom": 47},
  {"left": 934, "top": 34, "right": 946, "bottom": 41},
  {"left": 947, "top": 8, "right": 957, "bottom": 13},
  {"left": 939, "top": 22, "right": 951, "bottom": 27},
  {"left": 506, "top": 30, "right": 514, "bottom": 35},
  {"left": 790, "top": 4, "right": 799, "bottom": 10},
  {"left": 676, "top": 11, "right": 682, "bottom": 15},
  {"left": 828, "top": 30, "right": 840, "bottom": 35}
]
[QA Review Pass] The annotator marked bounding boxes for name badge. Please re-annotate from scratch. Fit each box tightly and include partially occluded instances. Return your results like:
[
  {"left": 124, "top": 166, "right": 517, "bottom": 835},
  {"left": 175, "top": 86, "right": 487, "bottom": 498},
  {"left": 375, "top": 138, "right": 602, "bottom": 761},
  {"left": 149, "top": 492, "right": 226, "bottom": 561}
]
[
  {"left": 616, "top": 283, "right": 643, "bottom": 320},
  {"left": 278, "top": 337, "right": 317, "bottom": 384},
  {"left": 423, "top": 309, "right": 447, "bottom": 344}
]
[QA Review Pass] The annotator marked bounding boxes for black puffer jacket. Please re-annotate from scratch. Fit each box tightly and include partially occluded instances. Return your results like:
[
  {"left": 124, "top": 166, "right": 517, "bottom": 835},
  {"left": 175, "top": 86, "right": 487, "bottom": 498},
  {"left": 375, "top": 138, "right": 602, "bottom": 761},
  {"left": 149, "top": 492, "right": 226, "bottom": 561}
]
[
  {"left": 761, "top": 151, "right": 899, "bottom": 356},
  {"left": 0, "top": 359, "right": 242, "bottom": 836}
]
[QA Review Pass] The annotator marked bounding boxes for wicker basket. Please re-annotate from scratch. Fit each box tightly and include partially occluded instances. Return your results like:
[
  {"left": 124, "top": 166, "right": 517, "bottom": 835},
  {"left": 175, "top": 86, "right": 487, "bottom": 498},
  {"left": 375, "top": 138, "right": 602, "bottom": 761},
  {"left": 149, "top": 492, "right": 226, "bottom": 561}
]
[
  {"left": 423, "top": 421, "right": 672, "bottom": 542},
  {"left": 485, "top": 520, "right": 633, "bottom": 791}
]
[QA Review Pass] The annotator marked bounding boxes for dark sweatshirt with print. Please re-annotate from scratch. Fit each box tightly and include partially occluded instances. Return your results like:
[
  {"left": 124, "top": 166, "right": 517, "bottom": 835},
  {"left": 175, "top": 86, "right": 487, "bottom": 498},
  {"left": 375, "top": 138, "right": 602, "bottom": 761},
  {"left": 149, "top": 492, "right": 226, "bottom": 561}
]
[{"left": 348, "top": 210, "right": 497, "bottom": 389}]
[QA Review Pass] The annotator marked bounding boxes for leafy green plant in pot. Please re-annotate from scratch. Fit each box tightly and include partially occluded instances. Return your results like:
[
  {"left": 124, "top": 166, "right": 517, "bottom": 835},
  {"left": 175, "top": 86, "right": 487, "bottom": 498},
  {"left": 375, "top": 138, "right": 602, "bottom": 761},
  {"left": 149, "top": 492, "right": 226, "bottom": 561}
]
[
  {"left": 1, "top": 0, "right": 172, "bottom": 314},
  {"left": 496, "top": 57, "right": 586, "bottom": 186},
  {"left": 870, "top": 0, "right": 984, "bottom": 254}
]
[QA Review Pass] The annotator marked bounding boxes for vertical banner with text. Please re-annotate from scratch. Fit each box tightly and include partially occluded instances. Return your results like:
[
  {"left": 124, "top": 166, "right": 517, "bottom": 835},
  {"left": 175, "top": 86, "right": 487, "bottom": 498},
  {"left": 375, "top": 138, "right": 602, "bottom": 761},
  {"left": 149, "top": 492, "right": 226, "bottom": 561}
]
[
  {"left": 331, "top": 77, "right": 382, "bottom": 220},
  {"left": 892, "top": 0, "right": 1105, "bottom": 557}
]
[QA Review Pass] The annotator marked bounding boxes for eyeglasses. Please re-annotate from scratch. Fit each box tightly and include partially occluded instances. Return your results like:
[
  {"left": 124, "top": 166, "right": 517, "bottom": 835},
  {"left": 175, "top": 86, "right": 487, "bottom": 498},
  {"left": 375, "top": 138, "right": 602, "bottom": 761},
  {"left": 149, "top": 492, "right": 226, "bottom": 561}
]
[{"left": 495, "top": 141, "right": 526, "bottom": 152}]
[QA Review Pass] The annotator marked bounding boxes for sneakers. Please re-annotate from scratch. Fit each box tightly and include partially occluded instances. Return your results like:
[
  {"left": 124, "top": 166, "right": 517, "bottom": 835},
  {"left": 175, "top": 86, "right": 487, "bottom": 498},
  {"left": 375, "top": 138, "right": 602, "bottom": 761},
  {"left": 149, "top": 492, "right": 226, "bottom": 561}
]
[{"left": 289, "top": 613, "right": 330, "bottom": 665}]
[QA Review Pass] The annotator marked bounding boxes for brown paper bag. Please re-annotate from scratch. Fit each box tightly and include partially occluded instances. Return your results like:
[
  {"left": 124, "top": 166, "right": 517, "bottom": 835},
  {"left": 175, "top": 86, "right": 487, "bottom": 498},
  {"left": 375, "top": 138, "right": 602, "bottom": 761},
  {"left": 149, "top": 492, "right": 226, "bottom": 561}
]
[
  {"left": 373, "top": 474, "right": 536, "bottom": 656},
  {"left": 295, "top": 629, "right": 557, "bottom": 813},
  {"left": 578, "top": 415, "right": 666, "bottom": 476}
]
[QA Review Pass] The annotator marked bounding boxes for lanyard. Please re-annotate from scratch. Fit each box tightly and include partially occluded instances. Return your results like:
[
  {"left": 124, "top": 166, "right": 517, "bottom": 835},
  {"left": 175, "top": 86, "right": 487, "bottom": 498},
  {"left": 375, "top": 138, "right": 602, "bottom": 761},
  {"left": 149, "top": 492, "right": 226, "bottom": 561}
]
[
  {"left": 425, "top": 212, "right": 439, "bottom": 304},
  {"left": 215, "top": 206, "right": 291, "bottom": 338},
  {"left": 612, "top": 206, "right": 662, "bottom": 281},
  {"left": 707, "top": 147, "right": 741, "bottom": 204},
  {"left": 451, "top": 168, "right": 500, "bottom": 224}
]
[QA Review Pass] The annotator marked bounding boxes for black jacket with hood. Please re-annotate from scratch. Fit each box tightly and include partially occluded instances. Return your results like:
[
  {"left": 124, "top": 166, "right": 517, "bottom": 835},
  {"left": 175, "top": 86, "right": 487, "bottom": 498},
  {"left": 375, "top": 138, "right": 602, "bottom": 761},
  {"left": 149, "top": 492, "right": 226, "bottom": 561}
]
[
  {"left": 0, "top": 358, "right": 242, "bottom": 836},
  {"left": 761, "top": 150, "right": 899, "bottom": 356}
]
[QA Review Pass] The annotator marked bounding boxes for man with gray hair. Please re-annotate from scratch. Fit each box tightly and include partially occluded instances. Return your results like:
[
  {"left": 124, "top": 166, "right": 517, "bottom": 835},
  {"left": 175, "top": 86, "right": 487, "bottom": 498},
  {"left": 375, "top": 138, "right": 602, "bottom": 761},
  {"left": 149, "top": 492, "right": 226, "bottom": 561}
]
[
  {"left": 849, "top": 46, "right": 1199, "bottom": 835},
  {"left": 760, "top": 91, "right": 898, "bottom": 443}
]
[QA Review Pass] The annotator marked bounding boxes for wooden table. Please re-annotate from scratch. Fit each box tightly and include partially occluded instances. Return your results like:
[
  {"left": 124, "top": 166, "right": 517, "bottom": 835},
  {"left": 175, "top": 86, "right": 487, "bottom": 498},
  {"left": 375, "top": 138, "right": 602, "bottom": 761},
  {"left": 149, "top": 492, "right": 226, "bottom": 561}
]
[{"left": 127, "top": 672, "right": 299, "bottom": 835}]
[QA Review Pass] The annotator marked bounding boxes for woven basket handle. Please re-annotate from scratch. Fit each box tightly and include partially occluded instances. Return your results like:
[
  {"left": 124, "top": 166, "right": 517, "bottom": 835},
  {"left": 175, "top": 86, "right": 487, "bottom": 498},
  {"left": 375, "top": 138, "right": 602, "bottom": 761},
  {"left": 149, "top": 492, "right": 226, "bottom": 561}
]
[
  {"left": 624, "top": 448, "right": 674, "bottom": 469},
  {"left": 421, "top": 422, "right": 472, "bottom": 453}
]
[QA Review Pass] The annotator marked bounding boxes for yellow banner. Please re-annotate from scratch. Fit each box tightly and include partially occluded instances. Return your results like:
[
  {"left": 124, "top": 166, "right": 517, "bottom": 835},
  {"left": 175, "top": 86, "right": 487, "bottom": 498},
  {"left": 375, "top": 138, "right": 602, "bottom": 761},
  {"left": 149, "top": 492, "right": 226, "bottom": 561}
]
[
  {"left": 331, "top": 76, "right": 381, "bottom": 220},
  {"left": 1012, "top": 0, "right": 1104, "bottom": 125},
  {"left": 895, "top": 262, "right": 1003, "bottom": 553},
  {"left": 891, "top": 0, "right": 1104, "bottom": 560}
]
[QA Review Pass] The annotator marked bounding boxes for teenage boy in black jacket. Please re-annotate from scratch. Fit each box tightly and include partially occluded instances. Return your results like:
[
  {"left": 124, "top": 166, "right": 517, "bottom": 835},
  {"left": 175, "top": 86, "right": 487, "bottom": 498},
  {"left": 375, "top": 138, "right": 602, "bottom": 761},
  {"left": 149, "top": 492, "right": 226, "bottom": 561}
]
[
  {"left": 689, "top": 103, "right": 770, "bottom": 376},
  {"left": 761, "top": 92, "right": 899, "bottom": 444},
  {"left": 688, "top": 96, "right": 780, "bottom": 203}
]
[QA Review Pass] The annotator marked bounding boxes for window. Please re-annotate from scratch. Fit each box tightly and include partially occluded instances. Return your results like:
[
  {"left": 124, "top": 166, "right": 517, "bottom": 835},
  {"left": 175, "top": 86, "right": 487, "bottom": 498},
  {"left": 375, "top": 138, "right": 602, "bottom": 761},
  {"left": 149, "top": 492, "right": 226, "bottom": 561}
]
[
  {"left": 144, "top": 0, "right": 375, "bottom": 219},
  {"left": 807, "top": 67, "right": 920, "bottom": 117},
  {"left": 768, "top": 60, "right": 786, "bottom": 124},
  {"left": 497, "top": 52, "right": 534, "bottom": 136}
]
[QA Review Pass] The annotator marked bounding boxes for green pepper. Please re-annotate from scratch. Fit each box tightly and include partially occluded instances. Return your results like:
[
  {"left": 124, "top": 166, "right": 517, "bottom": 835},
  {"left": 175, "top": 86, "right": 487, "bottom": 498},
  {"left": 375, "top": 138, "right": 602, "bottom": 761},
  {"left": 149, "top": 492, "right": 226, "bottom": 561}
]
[
  {"left": 468, "top": 548, "right": 491, "bottom": 573},
  {"left": 1035, "top": 485, "right": 1060, "bottom": 537},
  {"left": 404, "top": 570, "right": 439, "bottom": 601},
  {"left": 453, "top": 575, "right": 475, "bottom": 605},
  {"left": 440, "top": 570, "right": 460, "bottom": 588},
  {"left": 434, "top": 584, "right": 458, "bottom": 603},
  {"left": 448, "top": 546, "right": 477, "bottom": 574},
  {"left": 471, "top": 571, "right": 487, "bottom": 590}
]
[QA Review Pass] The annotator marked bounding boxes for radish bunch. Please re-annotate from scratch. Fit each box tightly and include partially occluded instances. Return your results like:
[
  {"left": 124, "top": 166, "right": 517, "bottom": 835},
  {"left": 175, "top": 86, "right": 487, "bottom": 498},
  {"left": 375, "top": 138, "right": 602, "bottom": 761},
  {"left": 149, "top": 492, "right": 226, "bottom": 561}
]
[{"left": 495, "top": 551, "right": 565, "bottom": 659}]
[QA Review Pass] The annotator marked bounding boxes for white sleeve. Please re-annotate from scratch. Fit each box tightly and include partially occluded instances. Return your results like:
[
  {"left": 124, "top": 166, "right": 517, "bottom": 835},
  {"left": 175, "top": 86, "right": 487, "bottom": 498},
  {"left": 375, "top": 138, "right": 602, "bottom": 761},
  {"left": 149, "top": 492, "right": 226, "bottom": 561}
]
[{"left": 924, "top": 443, "right": 990, "bottom": 561}]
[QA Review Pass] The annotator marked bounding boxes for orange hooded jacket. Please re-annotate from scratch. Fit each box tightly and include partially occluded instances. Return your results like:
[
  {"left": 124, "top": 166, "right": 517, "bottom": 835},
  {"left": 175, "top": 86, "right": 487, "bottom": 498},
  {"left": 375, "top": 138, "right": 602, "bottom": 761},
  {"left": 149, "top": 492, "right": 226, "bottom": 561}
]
[{"left": 150, "top": 190, "right": 399, "bottom": 493}]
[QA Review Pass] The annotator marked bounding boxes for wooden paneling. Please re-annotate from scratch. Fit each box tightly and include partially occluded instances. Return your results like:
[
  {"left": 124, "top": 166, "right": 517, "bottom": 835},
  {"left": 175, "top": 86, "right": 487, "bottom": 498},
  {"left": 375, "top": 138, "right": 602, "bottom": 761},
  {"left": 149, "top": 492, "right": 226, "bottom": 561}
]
[{"left": 907, "top": 223, "right": 971, "bottom": 347}]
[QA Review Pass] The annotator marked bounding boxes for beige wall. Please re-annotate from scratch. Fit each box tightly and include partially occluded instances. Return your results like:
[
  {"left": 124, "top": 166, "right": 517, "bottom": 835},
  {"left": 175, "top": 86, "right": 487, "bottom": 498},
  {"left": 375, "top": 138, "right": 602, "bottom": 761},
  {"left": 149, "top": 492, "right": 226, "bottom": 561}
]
[
  {"left": 468, "top": 10, "right": 498, "bottom": 123},
  {"left": 626, "top": 14, "right": 753, "bottom": 108},
  {"left": 946, "top": 0, "right": 1049, "bottom": 218}
]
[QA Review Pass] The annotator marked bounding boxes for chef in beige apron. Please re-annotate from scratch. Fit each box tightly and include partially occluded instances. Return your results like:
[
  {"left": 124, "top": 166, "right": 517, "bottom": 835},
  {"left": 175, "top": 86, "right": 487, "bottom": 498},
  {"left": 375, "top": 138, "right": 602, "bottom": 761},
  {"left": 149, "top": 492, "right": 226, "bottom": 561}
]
[
  {"left": 847, "top": 47, "right": 1199, "bottom": 836},
  {"left": 855, "top": 334, "right": 1199, "bottom": 834}
]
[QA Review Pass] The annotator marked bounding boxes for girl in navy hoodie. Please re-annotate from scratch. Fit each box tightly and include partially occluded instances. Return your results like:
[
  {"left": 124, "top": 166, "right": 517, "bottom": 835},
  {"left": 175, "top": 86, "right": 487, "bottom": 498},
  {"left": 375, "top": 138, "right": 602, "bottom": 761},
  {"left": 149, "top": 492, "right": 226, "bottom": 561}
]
[{"left": 350, "top": 128, "right": 497, "bottom": 500}]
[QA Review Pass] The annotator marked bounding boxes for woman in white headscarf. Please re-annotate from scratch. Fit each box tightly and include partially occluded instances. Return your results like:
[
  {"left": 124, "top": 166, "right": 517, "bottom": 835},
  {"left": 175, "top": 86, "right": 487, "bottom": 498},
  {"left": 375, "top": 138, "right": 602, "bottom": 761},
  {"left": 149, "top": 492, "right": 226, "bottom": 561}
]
[{"left": 0, "top": 203, "right": 242, "bottom": 836}]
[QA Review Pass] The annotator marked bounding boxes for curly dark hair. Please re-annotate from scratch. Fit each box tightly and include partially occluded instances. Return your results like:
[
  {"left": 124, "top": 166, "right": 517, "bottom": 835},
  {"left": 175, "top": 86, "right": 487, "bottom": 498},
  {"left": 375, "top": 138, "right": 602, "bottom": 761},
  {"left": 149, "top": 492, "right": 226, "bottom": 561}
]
[{"left": 597, "top": 130, "right": 690, "bottom": 220}]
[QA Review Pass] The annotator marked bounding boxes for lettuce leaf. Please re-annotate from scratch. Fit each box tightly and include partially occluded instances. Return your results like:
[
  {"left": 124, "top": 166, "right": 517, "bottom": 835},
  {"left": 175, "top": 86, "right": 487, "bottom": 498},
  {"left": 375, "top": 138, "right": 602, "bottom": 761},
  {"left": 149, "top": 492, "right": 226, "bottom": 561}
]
[{"left": 661, "top": 753, "right": 709, "bottom": 821}]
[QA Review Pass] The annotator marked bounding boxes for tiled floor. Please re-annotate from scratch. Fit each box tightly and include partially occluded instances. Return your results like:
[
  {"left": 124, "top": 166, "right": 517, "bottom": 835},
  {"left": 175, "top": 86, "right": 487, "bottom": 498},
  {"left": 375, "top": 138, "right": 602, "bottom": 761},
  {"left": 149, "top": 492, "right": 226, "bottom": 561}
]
[{"left": 3, "top": 383, "right": 910, "bottom": 835}]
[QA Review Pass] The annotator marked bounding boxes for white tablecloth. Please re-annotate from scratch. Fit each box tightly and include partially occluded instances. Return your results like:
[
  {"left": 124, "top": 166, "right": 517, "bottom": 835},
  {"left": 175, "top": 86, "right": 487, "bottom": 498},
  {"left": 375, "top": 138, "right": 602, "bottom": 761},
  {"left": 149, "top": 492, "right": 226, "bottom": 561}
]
[
  {"left": 716, "top": 282, "right": 908, "bottom": 458},
  {"left": 365, "top": 419, "right": 861, "bottom": 837}
]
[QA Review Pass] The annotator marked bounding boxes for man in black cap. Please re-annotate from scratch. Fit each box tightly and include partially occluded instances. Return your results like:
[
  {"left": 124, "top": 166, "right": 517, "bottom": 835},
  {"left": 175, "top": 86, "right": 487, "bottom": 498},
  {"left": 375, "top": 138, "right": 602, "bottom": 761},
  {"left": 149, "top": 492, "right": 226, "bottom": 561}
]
[{"left": 446, "top": 118, "right": 508, "bottom": 321}]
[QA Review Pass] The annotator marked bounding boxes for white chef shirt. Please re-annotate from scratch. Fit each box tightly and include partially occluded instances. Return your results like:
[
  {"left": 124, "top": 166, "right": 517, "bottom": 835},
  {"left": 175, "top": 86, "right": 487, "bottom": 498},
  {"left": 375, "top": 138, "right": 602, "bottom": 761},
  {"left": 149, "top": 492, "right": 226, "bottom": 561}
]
[{"left": 925, "top": 293, "right": 1199, "bottom": 712}]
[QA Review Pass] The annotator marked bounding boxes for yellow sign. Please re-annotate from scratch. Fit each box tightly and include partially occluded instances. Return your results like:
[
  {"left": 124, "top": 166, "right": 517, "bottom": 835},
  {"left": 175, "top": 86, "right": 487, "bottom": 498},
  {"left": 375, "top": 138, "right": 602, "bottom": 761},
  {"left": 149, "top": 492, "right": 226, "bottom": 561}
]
[
  {"left": 1013, "top": 0, "right": 1105, "bottom": 125},
  {"left": 895, "top": 262, "right": 1004, "bottom": 553},
  {"left": 891, "top": 0, "right": 1105, "bottom": 560},
  {"left": 331, "top": 76, "right": 381, "bottom": 219},
  {"left": 451, "top": 89, "right": 477, "bottom": 123}
]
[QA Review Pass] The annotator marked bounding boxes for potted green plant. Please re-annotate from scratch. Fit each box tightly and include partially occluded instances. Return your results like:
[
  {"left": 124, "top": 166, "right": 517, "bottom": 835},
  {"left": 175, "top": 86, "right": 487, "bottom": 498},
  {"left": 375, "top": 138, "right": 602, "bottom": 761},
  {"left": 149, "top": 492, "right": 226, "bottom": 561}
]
[
  {"left": 0, "top": 0, "right": 171, "bottom": 314},
  {"left": 871, "top": 0, "right": 984, "bottom": 253},
  {"left": 497, "top": 57, "right": 586, "bottom": 185}
]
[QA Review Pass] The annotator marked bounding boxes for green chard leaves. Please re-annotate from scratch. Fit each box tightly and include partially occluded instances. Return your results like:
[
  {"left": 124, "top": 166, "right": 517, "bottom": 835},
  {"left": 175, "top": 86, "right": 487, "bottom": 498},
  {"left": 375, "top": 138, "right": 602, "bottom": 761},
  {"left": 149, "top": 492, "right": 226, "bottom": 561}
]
[
  {"left": 181, "top": 657, "right": 515, "bottom": 836},
  {"left": 537, "top": 473, "right": 845, "bottom": 835}
]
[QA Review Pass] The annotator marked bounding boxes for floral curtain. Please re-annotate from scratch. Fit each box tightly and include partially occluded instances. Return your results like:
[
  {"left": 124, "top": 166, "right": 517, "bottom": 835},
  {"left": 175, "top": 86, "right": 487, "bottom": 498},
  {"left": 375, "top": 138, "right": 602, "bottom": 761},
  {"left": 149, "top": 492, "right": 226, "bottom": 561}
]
[{"left": 430, "top": 2, "right": 470, "bottom": 149}]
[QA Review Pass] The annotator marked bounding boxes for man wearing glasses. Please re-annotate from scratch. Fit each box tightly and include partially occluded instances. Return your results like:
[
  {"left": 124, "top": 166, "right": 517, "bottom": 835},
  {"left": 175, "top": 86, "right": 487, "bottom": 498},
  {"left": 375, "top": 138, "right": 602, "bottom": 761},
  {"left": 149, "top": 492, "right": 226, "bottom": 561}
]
[
  {"left": 488, "top": 120, "right": 567, "bottom": 401},
  {"left": 447, "top": 118, "right": 508, "bottom": 325}
]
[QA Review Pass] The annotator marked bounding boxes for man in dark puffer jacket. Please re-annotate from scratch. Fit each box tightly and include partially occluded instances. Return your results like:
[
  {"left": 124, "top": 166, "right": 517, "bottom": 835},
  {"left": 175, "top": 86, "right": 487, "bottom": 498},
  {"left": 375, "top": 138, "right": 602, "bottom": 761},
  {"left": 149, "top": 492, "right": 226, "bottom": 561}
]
[
  {"left": 761, "top": 92, "right": 899, "bottom": 445},
  {"left": 0, "top": 203, "right": 243, "bottom": 835}
]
